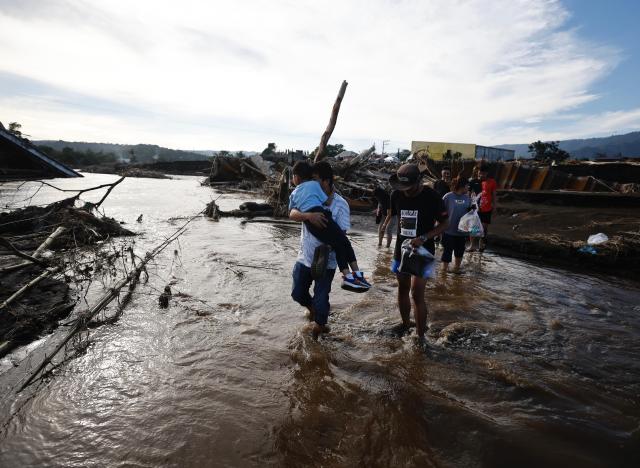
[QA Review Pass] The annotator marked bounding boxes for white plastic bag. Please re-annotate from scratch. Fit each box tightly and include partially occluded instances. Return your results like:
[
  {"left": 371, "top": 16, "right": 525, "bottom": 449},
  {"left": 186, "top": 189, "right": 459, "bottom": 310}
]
[
  {"left": 587, "top": 233, "right": 608, "bottom": 245},
  {"left": 458, "top": 209, "right": 484, "bottom": 237}
]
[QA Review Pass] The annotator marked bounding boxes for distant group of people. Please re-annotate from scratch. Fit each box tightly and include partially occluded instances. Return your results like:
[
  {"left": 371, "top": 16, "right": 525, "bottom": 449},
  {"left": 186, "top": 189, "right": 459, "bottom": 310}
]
[
  {"left": 288, "top": 159, "right": 497, "bottom": 342},
  {"left": 376, "top": 163, "right": 497, "bottom": 265}
]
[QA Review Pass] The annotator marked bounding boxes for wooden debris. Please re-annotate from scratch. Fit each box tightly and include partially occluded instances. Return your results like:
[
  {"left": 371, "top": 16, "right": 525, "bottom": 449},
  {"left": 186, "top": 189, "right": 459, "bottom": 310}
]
[
  {"left": 203, "top": 156, "right": 267, "bottom": 184},
  {"left": 205, "top": 201, "right": 273, "bottom": 219}
]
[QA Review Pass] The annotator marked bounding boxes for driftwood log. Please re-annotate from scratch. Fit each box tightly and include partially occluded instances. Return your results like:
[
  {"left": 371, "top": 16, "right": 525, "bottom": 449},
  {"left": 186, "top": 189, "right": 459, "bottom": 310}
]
[{"left": 205, "top": 201, "right": 273, "bottom": 220}]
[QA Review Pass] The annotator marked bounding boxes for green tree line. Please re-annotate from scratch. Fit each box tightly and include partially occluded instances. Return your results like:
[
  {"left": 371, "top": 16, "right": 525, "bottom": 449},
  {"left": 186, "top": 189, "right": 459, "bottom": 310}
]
[{"left": 37, "top": 145, "right": 118, "bottom": 167}]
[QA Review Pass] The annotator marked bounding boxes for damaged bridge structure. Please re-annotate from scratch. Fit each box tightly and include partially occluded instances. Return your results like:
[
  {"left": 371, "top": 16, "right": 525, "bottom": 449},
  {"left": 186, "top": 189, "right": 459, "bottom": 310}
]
[{"left": 0, "top": 124, "right": 81, "bottom": 181}]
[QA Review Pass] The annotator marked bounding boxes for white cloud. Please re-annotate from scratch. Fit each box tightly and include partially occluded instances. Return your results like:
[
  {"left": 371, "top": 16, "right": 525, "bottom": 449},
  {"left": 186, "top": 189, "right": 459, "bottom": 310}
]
[{"left": 0, "top": 0, "right": 630, "bottom": 151}]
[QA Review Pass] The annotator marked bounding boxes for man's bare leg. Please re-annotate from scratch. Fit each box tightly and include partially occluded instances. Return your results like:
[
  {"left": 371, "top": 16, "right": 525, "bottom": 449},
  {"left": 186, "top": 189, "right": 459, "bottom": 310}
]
[
  {"left": 410, "top": 275, "right": 428, "bottom": 338},
  {"left": 397, "top": 273, "right": 412, "bottom": 329},
  {"left": 453, "top": 257, "right": 463, "bottom": 271}
]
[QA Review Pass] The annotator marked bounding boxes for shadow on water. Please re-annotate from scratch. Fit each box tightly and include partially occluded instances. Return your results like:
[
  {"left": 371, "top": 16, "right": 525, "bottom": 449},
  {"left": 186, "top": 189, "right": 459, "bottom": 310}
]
[{"left": 1, "top": 175, "right": 639, "bottom": 467}]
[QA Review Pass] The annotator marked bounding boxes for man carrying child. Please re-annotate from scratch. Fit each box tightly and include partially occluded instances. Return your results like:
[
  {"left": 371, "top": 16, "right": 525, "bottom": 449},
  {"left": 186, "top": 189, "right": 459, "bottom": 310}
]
[
  {"left": 289, "top": 161, "right": 368, "bottom": 339},
  {"left": 288, "top": 161, "right": 371, "bottom": 291}
]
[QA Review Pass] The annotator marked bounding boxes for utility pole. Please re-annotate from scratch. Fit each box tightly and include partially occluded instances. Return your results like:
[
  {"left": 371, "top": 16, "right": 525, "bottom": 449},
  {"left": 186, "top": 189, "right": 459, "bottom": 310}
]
[{"left": 381, "top": 140, "right": 390, "bottom": 156}]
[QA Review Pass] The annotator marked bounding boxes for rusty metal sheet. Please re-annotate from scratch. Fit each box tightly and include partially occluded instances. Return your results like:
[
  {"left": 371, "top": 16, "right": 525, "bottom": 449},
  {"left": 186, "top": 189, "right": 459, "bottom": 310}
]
[
  {"left": 543, "top": 170, "right": 571, "bottom": 190},
  {"left": 505, "top": 164, "right": 520, "bottom": 189},
  {"left": 566, "top": 176, "right": 590, "bottom": 191},
  {"left": 496, "top": 163, "right": 513, "bottom": 189},
  {"left": 529, "top": 167, "right": 549, "bottom": 190},
  {"left": 511, "top": 166, "right": 535, "bottom": 189}
]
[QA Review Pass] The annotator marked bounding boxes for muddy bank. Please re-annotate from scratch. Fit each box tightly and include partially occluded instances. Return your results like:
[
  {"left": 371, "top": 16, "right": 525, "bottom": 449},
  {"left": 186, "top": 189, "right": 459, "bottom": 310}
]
[
  {"left": 488, "top": 192, "right": 640, "bottom": 275},
  {"left": 0, "top": 266, "right": 73, "bottom": 357}
]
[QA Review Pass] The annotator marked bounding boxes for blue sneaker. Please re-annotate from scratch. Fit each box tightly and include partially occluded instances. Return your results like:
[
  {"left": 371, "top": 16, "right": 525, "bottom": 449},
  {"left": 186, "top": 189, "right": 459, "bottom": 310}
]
[
  {"left": 354, "top": 271, "right": 372, "bottom": 288},
  {"left": 341, "top": 274, "right": 369, "bottom": 292}
]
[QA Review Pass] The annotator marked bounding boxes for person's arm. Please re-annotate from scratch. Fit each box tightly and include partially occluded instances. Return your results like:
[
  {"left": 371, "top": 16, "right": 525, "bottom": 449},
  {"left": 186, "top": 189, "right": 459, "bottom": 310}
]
[
  {"left": 289, "top": 208, "right": 327, "bottom": 228},
  {"left": 410, "top": 220, "right": 449, "bottom": 247}
]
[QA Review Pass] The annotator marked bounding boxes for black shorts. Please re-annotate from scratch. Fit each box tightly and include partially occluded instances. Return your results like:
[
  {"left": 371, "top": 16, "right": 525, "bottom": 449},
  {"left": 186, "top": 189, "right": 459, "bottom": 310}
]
[
  {"left": 441, "top": 233, "right": 466, "bottom": 262},
  {"left": 478, "top": 211, "right": 492, "bottom": 224}
]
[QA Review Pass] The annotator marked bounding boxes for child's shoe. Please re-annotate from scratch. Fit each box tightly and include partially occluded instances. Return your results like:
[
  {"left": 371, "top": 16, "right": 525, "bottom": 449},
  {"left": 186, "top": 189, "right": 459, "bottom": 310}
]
[
  {"left": 341, "top": 273, "right": 370, "bottom": 292},
  {"left": 354, "top": 271, "right": 372, "bottom": 288}
]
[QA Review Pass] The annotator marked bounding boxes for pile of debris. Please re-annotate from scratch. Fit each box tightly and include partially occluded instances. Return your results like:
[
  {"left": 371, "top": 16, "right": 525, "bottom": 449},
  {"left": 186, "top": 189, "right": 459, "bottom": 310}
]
[
  {"left": 203, "top": 147, "right": 406, "bottom": 219},
  {"left": 0, "top": 177, "right": 134, "bottom": 358},
  {"left": 202, "top": 155, "right": 269, "bottom": 187}
]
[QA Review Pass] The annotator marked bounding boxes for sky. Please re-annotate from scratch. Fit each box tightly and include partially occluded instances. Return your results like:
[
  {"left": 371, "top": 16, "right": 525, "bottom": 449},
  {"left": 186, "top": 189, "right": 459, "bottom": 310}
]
[{"left": 1, "top": 0, "right": 639, "bottom": 153}]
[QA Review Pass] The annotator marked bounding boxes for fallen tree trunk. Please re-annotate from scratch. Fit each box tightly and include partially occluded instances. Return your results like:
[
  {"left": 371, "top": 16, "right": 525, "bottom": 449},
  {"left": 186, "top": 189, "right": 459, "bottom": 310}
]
[
  {"left": 205, "top": 201, "right": 273, "bottom": 219},
  {"left": 314, "top": 80, "right": 348, "bottom": 163}
]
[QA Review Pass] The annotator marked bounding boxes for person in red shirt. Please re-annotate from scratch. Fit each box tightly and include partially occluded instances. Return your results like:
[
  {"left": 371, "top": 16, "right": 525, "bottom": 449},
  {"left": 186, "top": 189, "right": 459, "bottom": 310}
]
[{"left": 470, "top": 163, "right": 497, "bottom": 252}]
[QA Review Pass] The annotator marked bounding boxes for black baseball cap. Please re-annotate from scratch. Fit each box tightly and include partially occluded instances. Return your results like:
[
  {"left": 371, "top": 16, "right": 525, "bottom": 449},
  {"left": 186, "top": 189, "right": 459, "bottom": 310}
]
[{"left": 389, "top": 163, "right": 422, "bottom": 190}]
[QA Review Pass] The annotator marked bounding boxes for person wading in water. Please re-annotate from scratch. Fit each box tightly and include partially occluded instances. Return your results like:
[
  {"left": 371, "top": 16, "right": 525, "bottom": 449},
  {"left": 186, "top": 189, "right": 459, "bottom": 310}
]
[
  {"left": 289, "top": 161, "right": 352, "bottom": 339},
  {"left": 382, "top": 164, "right": 449, "bottom": 343}
]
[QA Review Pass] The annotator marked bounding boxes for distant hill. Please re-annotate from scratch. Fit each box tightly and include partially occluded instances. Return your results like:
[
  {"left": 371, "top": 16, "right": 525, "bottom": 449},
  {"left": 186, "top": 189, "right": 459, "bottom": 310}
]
[
  {"left": 497, "top": 131, "right": 640, "bottom": 159},
  {"left": 35, "top": 140, "right": 211, "bottom": 163}
]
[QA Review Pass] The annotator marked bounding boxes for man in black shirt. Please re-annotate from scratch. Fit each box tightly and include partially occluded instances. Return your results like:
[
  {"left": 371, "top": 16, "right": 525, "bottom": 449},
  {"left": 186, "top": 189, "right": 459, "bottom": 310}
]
[{"left": 381, "top": 164, "right": 449, "bottom": 341}]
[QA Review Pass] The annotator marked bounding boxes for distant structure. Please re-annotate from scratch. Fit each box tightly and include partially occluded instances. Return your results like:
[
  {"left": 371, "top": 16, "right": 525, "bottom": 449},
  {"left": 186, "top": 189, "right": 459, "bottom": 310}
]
[
  {"left": 411, "top": 141, "right": 515, "bottom": 162},
  {"left": 335, "top": 150, "right": 358, "bottom": 160},
  {"left": 0, "top": 124, "right": 81, "bottom": 180},
  {"left": 261, "top": 149, "right": 308, "bottom": 164}
]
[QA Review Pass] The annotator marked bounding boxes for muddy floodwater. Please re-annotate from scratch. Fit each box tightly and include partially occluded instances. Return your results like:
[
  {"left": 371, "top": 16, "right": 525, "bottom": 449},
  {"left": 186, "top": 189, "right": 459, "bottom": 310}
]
[{"left": 1, "top": 174, "right": 639, "bottom": 467}]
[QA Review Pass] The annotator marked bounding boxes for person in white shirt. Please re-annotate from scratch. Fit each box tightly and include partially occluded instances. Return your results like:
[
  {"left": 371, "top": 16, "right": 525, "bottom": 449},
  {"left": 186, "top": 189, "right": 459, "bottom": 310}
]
[{"left": 289, "top": 161, "right": 350, "bottom": 339}]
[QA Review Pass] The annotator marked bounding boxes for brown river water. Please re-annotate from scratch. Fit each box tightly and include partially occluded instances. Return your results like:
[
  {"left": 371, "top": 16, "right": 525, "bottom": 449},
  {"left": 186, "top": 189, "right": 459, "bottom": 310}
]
[{"left": 1, "top": 174, "right": 639, "bottom": 467}]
